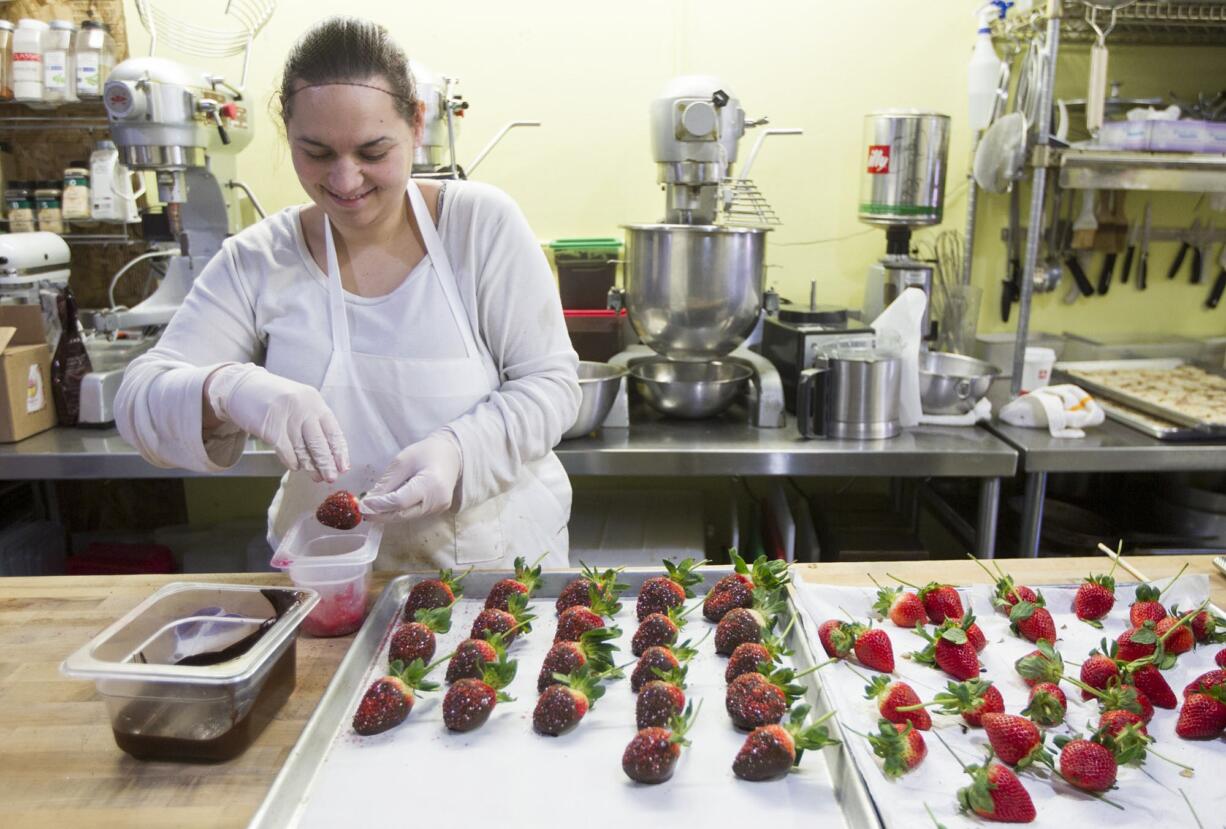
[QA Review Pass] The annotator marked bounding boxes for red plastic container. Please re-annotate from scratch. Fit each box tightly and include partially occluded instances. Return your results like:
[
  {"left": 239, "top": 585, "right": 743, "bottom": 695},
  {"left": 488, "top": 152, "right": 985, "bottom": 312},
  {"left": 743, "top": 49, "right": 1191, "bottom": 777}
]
[{"left": 565, "top": 309, "right": 627, "bottom": 362}]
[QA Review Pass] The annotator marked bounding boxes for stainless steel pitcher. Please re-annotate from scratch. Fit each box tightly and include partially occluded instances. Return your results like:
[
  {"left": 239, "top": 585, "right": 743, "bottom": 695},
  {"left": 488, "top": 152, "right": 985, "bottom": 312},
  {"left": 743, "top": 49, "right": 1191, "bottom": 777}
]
[{"left": 797, "top": 337, "right": 902, "bottom": 440}]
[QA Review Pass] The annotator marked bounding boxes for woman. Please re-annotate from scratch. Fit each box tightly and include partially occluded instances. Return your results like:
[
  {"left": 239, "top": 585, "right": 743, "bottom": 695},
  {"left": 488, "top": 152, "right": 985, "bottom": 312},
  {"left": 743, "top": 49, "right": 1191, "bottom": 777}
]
[{"left": 116, "top": 17, "right": 580, "bottom": 570}]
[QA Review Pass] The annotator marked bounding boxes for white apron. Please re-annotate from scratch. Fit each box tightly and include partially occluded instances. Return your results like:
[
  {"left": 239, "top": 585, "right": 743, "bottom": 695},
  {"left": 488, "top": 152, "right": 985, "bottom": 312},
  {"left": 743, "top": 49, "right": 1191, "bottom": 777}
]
[{"left": 267, "top": 181, "right": 571, "bottom": 570}]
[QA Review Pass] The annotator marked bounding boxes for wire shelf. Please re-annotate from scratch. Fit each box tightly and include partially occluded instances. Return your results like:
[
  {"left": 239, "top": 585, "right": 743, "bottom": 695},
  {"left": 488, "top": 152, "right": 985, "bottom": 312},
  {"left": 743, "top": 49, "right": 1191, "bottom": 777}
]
[{"left": 995, "top": 2, "right": 1226, "bottom": 46}]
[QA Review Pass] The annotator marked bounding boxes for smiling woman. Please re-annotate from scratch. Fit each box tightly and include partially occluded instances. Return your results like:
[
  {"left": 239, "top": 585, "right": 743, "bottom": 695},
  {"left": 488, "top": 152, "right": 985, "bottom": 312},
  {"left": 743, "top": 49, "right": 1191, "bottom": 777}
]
[{"left": 114, "top": 16, "right": 581, "bottom": 573}]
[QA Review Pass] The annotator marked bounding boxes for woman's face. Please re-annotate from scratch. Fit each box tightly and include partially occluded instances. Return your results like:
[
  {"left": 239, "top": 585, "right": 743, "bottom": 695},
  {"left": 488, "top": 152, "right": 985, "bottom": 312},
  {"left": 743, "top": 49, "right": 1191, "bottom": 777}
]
[{"left": 286, "top": 78, "right": 418, "bottom": 231}]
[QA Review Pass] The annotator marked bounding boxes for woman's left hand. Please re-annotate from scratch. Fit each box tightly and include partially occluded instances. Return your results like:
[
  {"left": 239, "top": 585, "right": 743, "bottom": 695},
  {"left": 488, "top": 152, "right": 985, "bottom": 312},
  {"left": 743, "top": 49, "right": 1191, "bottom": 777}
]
[{"left": 359, "top": 432, "right": 462, "bottom": 523}]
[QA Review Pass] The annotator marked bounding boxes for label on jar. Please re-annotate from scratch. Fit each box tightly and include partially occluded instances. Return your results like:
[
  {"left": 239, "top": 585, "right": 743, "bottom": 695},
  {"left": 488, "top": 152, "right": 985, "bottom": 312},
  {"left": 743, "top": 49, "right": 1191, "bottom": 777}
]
[
  {"left": 76, "top": 53, "right": 100, "bottom": 96},
  {"left": 27, "top": 364, "right": 45, "bottom": 413},
  {"left": 62, "top": 184, "right": 90, "bottom": 220},
  {"left": 44, "top": 51, "right": 68, "bottom": 95},
  {"left": 8, "top": 207, "right": 35, "bottom": 232},
  {"left": 12, "top": 52, "right": 42, "bottom": 85}
]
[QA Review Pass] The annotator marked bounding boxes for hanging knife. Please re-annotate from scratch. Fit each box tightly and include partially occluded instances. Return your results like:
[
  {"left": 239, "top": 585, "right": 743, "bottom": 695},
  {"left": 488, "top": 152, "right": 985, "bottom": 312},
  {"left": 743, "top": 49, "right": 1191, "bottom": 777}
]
[
  {"left": 1065, "top": 253, "right": 1095, "bottom": 296},
  {"left": 1137, "top": 202, "right": 1152, "bottom": 290},
  {"left": 1119, "top": 215, "right": 1138, "bottom": 285},
  {"left": 1168, "top": 218, "right": 1199, "bottom": 280},
  {"left": 1192, "top": 221, "right": 1212, "bottom": 285},
  {"left": 1207, "top": 240, "right": 1226, "bottom": 309},
  {"left": 1096, "top": 251, "right": 1117, "bottom": 295}
]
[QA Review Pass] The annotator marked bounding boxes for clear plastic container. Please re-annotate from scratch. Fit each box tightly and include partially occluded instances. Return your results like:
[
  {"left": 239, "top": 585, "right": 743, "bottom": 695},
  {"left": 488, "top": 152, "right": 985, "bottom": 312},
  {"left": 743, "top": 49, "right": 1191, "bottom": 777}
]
[
  {"left": 12, "top": 18, "right": 47, "bottom": 103},
  {"left": 271, "top": 514, "right": 382, "bottom": 638},
  {"left": 60, "top": 582, "right": 319, "bottom": 762},
  {"left": 43, "top": 20, "right": 77, "bottom": 104},
  {"left": 73, "top": 20, "right": 115, "bottom": 101}
]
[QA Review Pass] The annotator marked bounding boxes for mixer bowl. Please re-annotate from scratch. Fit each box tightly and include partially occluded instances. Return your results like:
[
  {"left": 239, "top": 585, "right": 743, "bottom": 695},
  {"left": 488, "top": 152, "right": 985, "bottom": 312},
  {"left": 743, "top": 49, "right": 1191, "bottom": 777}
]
[
  {"left": 621, "top": 223, "right": 768, "bottom": 362},
  {"left": 630, "top": 359, "right": 752, "bottom": 419},
  {"left": 561, "top": 362, "right": 627, "bottom": 440},
  {"left": 918, "top": 351, "right": 1000, "bottom": 415}
]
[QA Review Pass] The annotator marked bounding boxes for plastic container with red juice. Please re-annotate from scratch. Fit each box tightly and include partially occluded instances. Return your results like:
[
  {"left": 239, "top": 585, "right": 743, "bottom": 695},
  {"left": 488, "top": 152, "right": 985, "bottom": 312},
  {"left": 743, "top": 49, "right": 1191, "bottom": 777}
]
[{"left": 271, "top": 515, "right": 382, "bottom": 637}]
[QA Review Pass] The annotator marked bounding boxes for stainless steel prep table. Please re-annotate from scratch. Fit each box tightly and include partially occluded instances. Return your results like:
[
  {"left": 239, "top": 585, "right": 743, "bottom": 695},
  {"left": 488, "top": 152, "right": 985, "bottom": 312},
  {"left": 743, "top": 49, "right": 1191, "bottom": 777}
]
[
  {"left": 987, "top": 414, "right": 1226, "bottom": 557},
  {"left": 0, "top": 418, "right": 1018, "bottom": 555}
]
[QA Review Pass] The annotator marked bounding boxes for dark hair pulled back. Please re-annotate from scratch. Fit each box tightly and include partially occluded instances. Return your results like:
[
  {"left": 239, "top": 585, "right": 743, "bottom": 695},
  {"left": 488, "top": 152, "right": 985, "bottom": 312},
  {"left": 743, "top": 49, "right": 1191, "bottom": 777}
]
[{"left": 278, "top": 16, "right": 418, "bottom": 126}]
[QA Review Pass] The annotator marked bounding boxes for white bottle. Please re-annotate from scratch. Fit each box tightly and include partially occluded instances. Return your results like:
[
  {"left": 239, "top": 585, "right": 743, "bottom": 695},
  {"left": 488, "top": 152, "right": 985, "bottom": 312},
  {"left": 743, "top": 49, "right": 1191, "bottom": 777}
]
[
  {"left": 968, "top": 6, "right": 1004, "bottom": 132},
  {"left": 90, "top": 140, "right": 124, "bottom": 222},
  {"left": 12, "top": 19, "right": 48, "bottom": 103},
  {"left": 43, "top": 20, "right": 78, "bottom": 105}
]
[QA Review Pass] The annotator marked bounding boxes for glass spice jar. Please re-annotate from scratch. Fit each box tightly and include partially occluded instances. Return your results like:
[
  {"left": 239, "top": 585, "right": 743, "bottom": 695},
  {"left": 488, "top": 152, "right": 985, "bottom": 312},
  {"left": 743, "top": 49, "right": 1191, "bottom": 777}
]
[
  {"left": 5, "top": 180, "right": 35, "bottom": 232},
  {"left": 35, "top": 180, "right": 64, "bottom": 234}
]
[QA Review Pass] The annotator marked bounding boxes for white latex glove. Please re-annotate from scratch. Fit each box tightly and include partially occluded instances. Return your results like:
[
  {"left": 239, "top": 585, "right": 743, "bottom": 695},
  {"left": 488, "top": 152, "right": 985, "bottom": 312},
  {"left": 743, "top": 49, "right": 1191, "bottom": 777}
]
[
  {"left": 359, "top": 432, "right": 462, "bottom": 523},
  {"left": 206, "top": 363, "right": 349, "bottom": 483}
]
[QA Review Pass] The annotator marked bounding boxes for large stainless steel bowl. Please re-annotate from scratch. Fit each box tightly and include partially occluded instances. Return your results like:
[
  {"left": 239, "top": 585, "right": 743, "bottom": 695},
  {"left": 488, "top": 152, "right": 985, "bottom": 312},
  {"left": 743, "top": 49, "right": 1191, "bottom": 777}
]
[
  {"left": 621, "top": 223, "right": 768, "bottom": 362},
  {"left": 630, "top": 359, "right": 752, "bottom": 419},
  {"left": 561, "top": 362, "right": 627, "bottom": 440},
  {"left": 918, "top": 351, "right": 1000, "bottom": 414}
]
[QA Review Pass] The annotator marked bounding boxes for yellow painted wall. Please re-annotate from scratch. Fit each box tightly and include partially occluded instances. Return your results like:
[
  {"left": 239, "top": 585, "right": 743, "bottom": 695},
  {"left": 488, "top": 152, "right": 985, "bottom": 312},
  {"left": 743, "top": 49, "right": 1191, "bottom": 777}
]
[{"left": 121, "top": 1, "right": 1226, "bottom": 345}]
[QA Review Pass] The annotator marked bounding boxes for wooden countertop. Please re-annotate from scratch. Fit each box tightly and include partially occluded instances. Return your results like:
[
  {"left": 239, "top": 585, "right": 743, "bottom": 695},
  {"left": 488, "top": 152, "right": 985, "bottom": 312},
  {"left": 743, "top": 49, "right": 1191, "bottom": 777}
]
[{"left": 2, "top": 557, "right": 1221, "bottom": 828}]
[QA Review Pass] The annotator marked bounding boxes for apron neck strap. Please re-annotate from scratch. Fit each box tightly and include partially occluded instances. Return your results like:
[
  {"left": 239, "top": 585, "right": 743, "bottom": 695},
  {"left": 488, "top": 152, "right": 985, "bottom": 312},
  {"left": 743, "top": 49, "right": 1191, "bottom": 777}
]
[{"left": 322, "top": 214, "right": 350, "bottom": 353}]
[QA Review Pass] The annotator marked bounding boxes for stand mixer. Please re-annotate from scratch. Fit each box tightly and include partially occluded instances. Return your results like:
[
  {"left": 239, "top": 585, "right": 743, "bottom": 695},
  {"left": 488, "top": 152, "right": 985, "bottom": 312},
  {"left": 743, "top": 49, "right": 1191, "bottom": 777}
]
[{"left": 605, "top": 75, "right": 800, "bottom": 428}]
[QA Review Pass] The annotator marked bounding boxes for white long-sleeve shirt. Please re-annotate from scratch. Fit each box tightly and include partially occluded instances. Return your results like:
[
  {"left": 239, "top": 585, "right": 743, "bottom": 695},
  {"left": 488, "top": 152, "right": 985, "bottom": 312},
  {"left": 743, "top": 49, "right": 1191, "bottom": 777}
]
[{"left": 115, "top": 180, "right": 580, "bottom": 511}]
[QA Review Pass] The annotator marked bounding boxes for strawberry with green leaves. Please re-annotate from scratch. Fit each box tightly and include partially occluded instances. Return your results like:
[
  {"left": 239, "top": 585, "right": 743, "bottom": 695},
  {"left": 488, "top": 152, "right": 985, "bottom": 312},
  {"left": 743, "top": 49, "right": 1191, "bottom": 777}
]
[
  {"left": 388, "top": 605, "right": 452, "bottom": 666},
  {"left": 1067, "top": 675, "right": 1154, "bottom": 724},
  {"left": 899, "top": 678, "right": 1004, "bottom": 727},
  {"left": 1117, "top": 603, "right": 1207, "bottom": 667},
  {"left": 725, "top": 662, "right": 817, "bottom": 730},
  {"left": 622, "top": 702, "right": 699, "bottom": 784},
  {"left": 352, "top": 655, "right": 446, "bottom": 736},
  {"left": 470, "top": 592, "right": 535, "bottom": 643},
  {"left": 1053, "top": 737, "right": 1118, "bottom": 793},
  {"left": 1155, "top": 615, "right": 1195, "bottom": 655},
  {"left": 868, "top": 574, "right": 928, "bottom": 628},
  {"left": 636, "top": 666, "right": 688, "bottom": 729},
  {"left": 633, "top": 602, "right": 696, "bottom": 656},
  {"left": 732, "top": 704, "right": 838, "bottom": 781},
  {"left": 403, "top": 568, "right": 469, "bottom": 618},
  {"left": 726, "top": 617, "right": 794, "bottom": 683},
  {"left": 555, "top": 585, "right": 622, "bottom": 642},
  {"left": 1073, "top": 558, "right": 1118, "bottom": 627},
  {"left": 1022, "top": 682, "right": 1066, "bottom": 727},
  {"left": 867, "top": 718, "right": 926, "bottom": 777},
  {"left": 1126, "top": 662, "right": 1177, "bottom": 709},
  {"left": 442, "top": 651, "right": 517, "bottom": 732},
  {"left": 982, "top": 713, "right": 1049, "bottom": 769},
  {"left": 818, "top": 619, "right": 851, "bottom": 659},
  {"left": 1014, "top": 640, "right": 1063, "bottom": 688},
  {"left": 484, "top": 554, "right": 544, "bottom": 611},
  {"left": 1184, "top": 669, "right": 1226, "bottom": 698},
  {"left": 704, "top": 550, "right": 790, "bottom": 622},
  {"left": 1170, "top": 605, "right": 1223, "bottom": 645},
  {"left": 831, "top": 621, "right": 894, "bottom": 673},
  {"left": 1080, "top": 646, "right": 1121, "bottom": 700},
  {"left": 537, "top": 626, "right": 620, "bottom": 692},
  {"left": 910, "top": 614, "right": 981, "bottom": 681},
  {"left": 446, "top": 632, "right": 508, "bottom": 684},
  {"left": 533, "top": 665, "right": 607, "bottom": 736},
  {"left": 861, "top": 672, "right": 930, "bottom": 731},
  {"left": 636, "top": 558, "right": 706, "bottom": 621},
  {"left": 556, "top": 562, "right": 627, "bottom": 614},
  {"left": 1129, "top": 563, "right": 1187, "bottom": 627},
  {"left": 967, "top": 554, "right": 1038, "bottom": 615},
  {"left": 956, "top": 758, "right": 1036, "bottom": 823},
  {"left": 888, "top": 573, "right": 963, "bottom": 623},
  {"left": 1008, "top": 594, "right": 1056, "bottom": 645},
  {"left": 631, "top": 636, "right": 702, "bottom": 693},
  {"left": 715, "top": 591, "right": 788, "bottom": 656},
  {"left": 1175, "top": 685, "right": 1226, "bottom": 740}
]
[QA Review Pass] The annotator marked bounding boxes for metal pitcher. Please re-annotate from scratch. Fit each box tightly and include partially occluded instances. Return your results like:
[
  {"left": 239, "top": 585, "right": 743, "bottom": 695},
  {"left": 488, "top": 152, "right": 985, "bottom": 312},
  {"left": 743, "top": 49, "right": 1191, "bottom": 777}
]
[{"left": 797, "top": 337, "right": 902, "bottom": 440}]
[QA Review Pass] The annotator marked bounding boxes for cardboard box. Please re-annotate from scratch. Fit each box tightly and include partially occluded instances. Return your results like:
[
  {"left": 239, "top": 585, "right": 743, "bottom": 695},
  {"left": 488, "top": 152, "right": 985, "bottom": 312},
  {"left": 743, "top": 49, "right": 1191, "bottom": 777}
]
[{"left": 0, "top": 306, "right": 55, "bottom": 443}]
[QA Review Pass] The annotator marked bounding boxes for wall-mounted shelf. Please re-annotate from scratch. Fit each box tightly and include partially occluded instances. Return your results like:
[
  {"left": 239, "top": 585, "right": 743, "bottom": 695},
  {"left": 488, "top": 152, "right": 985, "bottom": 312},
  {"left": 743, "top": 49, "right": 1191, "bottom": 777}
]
[
  {"left": 1059, "top": 148, "right": 1226, "bottom": 191},
  {"left": 995, "top": 2, "right": 1226, "bottom": 47}
]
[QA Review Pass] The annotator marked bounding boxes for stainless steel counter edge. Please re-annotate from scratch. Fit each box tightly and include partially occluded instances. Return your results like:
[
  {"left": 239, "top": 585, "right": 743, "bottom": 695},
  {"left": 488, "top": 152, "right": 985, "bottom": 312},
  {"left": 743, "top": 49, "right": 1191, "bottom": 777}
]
[
  {"left": 985, "top": 418, "right": 1226, "bottom": 474},
  {"left": 0, "top": 420, "right": 1018, "bottom": 479}
]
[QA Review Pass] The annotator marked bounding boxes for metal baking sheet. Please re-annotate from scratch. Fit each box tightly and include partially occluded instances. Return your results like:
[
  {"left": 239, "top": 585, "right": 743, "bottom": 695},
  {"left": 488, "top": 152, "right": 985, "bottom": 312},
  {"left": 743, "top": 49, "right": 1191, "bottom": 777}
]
[
  {"left": 250, "top": 568, "right": 881, "bottom": 829},
  {"left": 1056, "top": 358, "right": 1226, "bottom": 438},
  {"left": 1096, "top": 398, "right": 1209, "bottom": 442}
]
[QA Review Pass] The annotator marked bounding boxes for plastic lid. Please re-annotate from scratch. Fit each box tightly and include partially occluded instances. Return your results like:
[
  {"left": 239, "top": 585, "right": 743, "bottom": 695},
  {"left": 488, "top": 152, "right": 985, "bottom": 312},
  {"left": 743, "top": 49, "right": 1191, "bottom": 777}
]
[
  {"left": 81, "top": 20, "right": 106, "bottom": 31},
  {"left": 1024, "top": 347, "right": 1057, "bottom": 360},
  {"left": 94, "top": 139, "right": 116, "bottom": 150},
  {"left": 50, "top": 20, "right": 77, "bottom": 31},
  {"left": 0, "top": 21, "right": 15, "bottom": 32},
  {"left": 18, "top": 18, "right": 49, "bottom": 29}
]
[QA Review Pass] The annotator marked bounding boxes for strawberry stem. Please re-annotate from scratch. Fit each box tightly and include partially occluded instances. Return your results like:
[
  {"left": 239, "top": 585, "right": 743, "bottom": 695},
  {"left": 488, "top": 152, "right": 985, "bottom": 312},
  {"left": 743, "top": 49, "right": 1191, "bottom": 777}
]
[
  {"left": 843, "top": 663, "right": 872, "bottom": 684},
  {"left": 1158, "top": 602, "right": 1208, "bottom": 646},
  {"left": 895, "top": 701, "right": 941, "bottom": 712},
  {"left": 930, "top": 729, "right": 970, "bottom": 773},
  {"left": 793, "top": 659, "right": 837, "bottom": 680},
  {"left": 1062, "top": 676, "right": 1106, "bottom": 700},
  {"left": 1157, "top": 562, "right": 1189, "bottom": 598},
  {"left": 1181, "top": 788, "right": 1205, "bottom": 829},
  {"left": 886, "top": 572, "right": 921, "bottom": 591},
  {"left": 1146, "top": 743, "right": 1196, "bottom": 775},
  {"left": 1047, "top": 768, "right": 1125, "bottom": 810}
]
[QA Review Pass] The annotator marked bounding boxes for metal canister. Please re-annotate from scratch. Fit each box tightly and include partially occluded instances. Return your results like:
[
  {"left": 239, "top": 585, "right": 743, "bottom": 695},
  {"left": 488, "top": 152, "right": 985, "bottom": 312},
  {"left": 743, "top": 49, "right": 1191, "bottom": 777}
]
[{"left": 859, "top": 110, "right": 950, "bottom": 228}]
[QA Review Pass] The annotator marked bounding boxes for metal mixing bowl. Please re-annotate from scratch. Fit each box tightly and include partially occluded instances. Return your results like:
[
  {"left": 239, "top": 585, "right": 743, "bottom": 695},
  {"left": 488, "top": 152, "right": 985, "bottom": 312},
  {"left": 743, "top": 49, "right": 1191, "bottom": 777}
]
[
  {"left": 918, "top": 351, "right": 1000, "bottom": 414},
  {"left": 629, "top": 359, "right": 752, "bottom": 419},
  {"left": 560, "top": 362, "right": 627, "bottom": 440},
  {"left": 621, "top": 223, "right": 768, "bottom": 362}
]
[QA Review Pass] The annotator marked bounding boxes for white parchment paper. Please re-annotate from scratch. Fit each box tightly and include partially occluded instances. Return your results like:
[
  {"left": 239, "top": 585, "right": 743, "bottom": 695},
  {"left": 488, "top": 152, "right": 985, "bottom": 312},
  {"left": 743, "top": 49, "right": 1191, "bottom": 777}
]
[
  {"left": 290, "top": 596, "right": 854, "bottom": 828},
  {"left": 793, "top": 575, "right": 1225, "bottom": 828}
]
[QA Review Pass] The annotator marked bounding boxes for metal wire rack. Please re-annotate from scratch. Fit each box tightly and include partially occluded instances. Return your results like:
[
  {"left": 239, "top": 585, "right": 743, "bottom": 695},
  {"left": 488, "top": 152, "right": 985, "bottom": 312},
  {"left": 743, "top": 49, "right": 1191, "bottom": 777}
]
[
  {"left": 995, "top": 2, "right": 1226, "bottom": 45},
  {"left": 134, "top": 0, "right": 276, "bottom": 88}
]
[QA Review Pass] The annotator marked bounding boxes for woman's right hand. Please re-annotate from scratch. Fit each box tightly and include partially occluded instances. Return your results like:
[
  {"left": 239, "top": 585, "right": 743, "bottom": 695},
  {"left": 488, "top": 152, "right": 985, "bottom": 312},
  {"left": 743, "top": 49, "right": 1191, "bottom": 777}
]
[{"left": 204, "top": 364, "right": 349, "bottom": 482}]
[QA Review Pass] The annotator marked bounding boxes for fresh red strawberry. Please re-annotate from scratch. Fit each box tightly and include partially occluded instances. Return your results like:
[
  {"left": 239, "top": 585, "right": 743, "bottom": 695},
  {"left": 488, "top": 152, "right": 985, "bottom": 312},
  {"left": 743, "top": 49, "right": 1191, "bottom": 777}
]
[
  {"left": 403, "top": 568, "right": 468, "bottom": 618},
  {"left": 917, "top": 582, "right": 964, "bottom": 623},
  {"left": 556, "top": 563, "right": 627, "bottom": 614},
  {"left": 442, "top": 652, "right": 516, "bottom": 732},
  {"left": 1175, "top": 686, "right": 1226, "bottom": 740},
  {"left": 732, "top": 704, "right": 838, "bottom": 781},
  {"left": 715, "top": 592, "right": 786, "bottom": 656},
  {"left": 388, "top": 605, "right": 452, "bottom": 665},
  {"left": 1014, "top": 641, "right": 1064, "bottom": 688},
  {"left": 556, "top": 592, "right": 618, "bottom": 643},
  {"left": 863, "top": 675, "right": 930, "bottom": 730},
  {"left": 957, "top": 761, "right": 1036, "bottom": 823},
  {"left": 869, "top": 578, "right": 929, "bottom": 628},
  {"left": 1171, "top": 606, "right": 1218, "bottom": 644},
  {"left": 316, "top": 490, "right": 361, "bottom": 530},
  {"left": 818, "top": 619, "right": 850, "bottom": 659},
  {"left": 1080, "top": 650, "right": 1121, "bottom": 700},
  {"left": 622, "top": 703, "right": 697, "bottom": 784},
  {"left": 470, "top": 593, "right": 534, "bottom": 643},
  {"left": 1056, "top": 738, "right": 1117, "bottom": 793},
  {"left": 1097, "top": 708, "right": 1147, "bottom": 741},
  {"left": 725, "top": 619, "right": 793, "bottom": 683},
  {"left": 867, "top": 719, "right": 926, "bottom": 777},
  {"left": 537, "top": 627, "right": 621, "bottom": 692},
  {"left": 1183, "top": 669, "right": 1226, "bottom": 698},
  {"left": 1008, "top": 594, "right": 1055, "bottom": 645},
  {"left": 1218, "top": 648, "right": 1226, "bottom": 668},
  {"left": 636, "top": 670, "right": 687, "bottom": 729},
  {"left": 636, "top": 558, "right": 705, "bottom": 620},
  {"left": 484, "top": 555, "right": 544, "bottom": 610},
  {"left": 926, "top": 678, "right": 1004, "bottom": 727},
  {"left": 630, "top": 638, "right": 702, "bottom": 693},
  {"left": 1128, "top": 663, "right": 1177, "bottom": 709},
  {"left": 1155, "top": 615, "right": 1195, "bottom": 655},
  {"left": 851, "top": 627, "right": 895, "bottom": 673},
  {"left": 352, "top": 656, "right": 443, "bottom": 735},
  {"left": 967, "top": 622, "right": 988, "bottom": 653},
  {"left": 533, "top": 666, "right": 606, "bottom": 736},
  {"left": 1078, "top": 681, "right": 1155, "bottom": 724},
  {"left": 1129, "top": 583, "right": 1168, "bottom": 628},
  {"left": 1022, "top": 682, "right": 1066, "bottom": 726},
  {"left": 634, "top": 607, "right": 691, "bottom": 656},
  {"left": 725, "top": 663, "right": 810, "bottom": 730},
  {"left": 981, "top": 713, "right": 1047, "bottom": 768},
  {"left": 1073, "top": 573, "right": 1116, "bottom": 624},
  {"left": 446, "top": 636, "right": 501, "bottom": 684},
  {"left": 967, "top": 556, "right": 1039, "bottom": 616},
  {"left": 1115, "top": 624, "right": 1157, "bottom": 662},
  {"left": 911, "top": 615, "right": 980, "bottom": 681}
]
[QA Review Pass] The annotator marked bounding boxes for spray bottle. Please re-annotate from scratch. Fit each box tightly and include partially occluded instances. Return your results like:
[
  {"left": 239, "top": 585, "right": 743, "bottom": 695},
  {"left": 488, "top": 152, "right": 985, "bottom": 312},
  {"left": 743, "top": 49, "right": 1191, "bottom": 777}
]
[{"left": 968, "top": 2, "right": 1009, "bottom": 132}]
